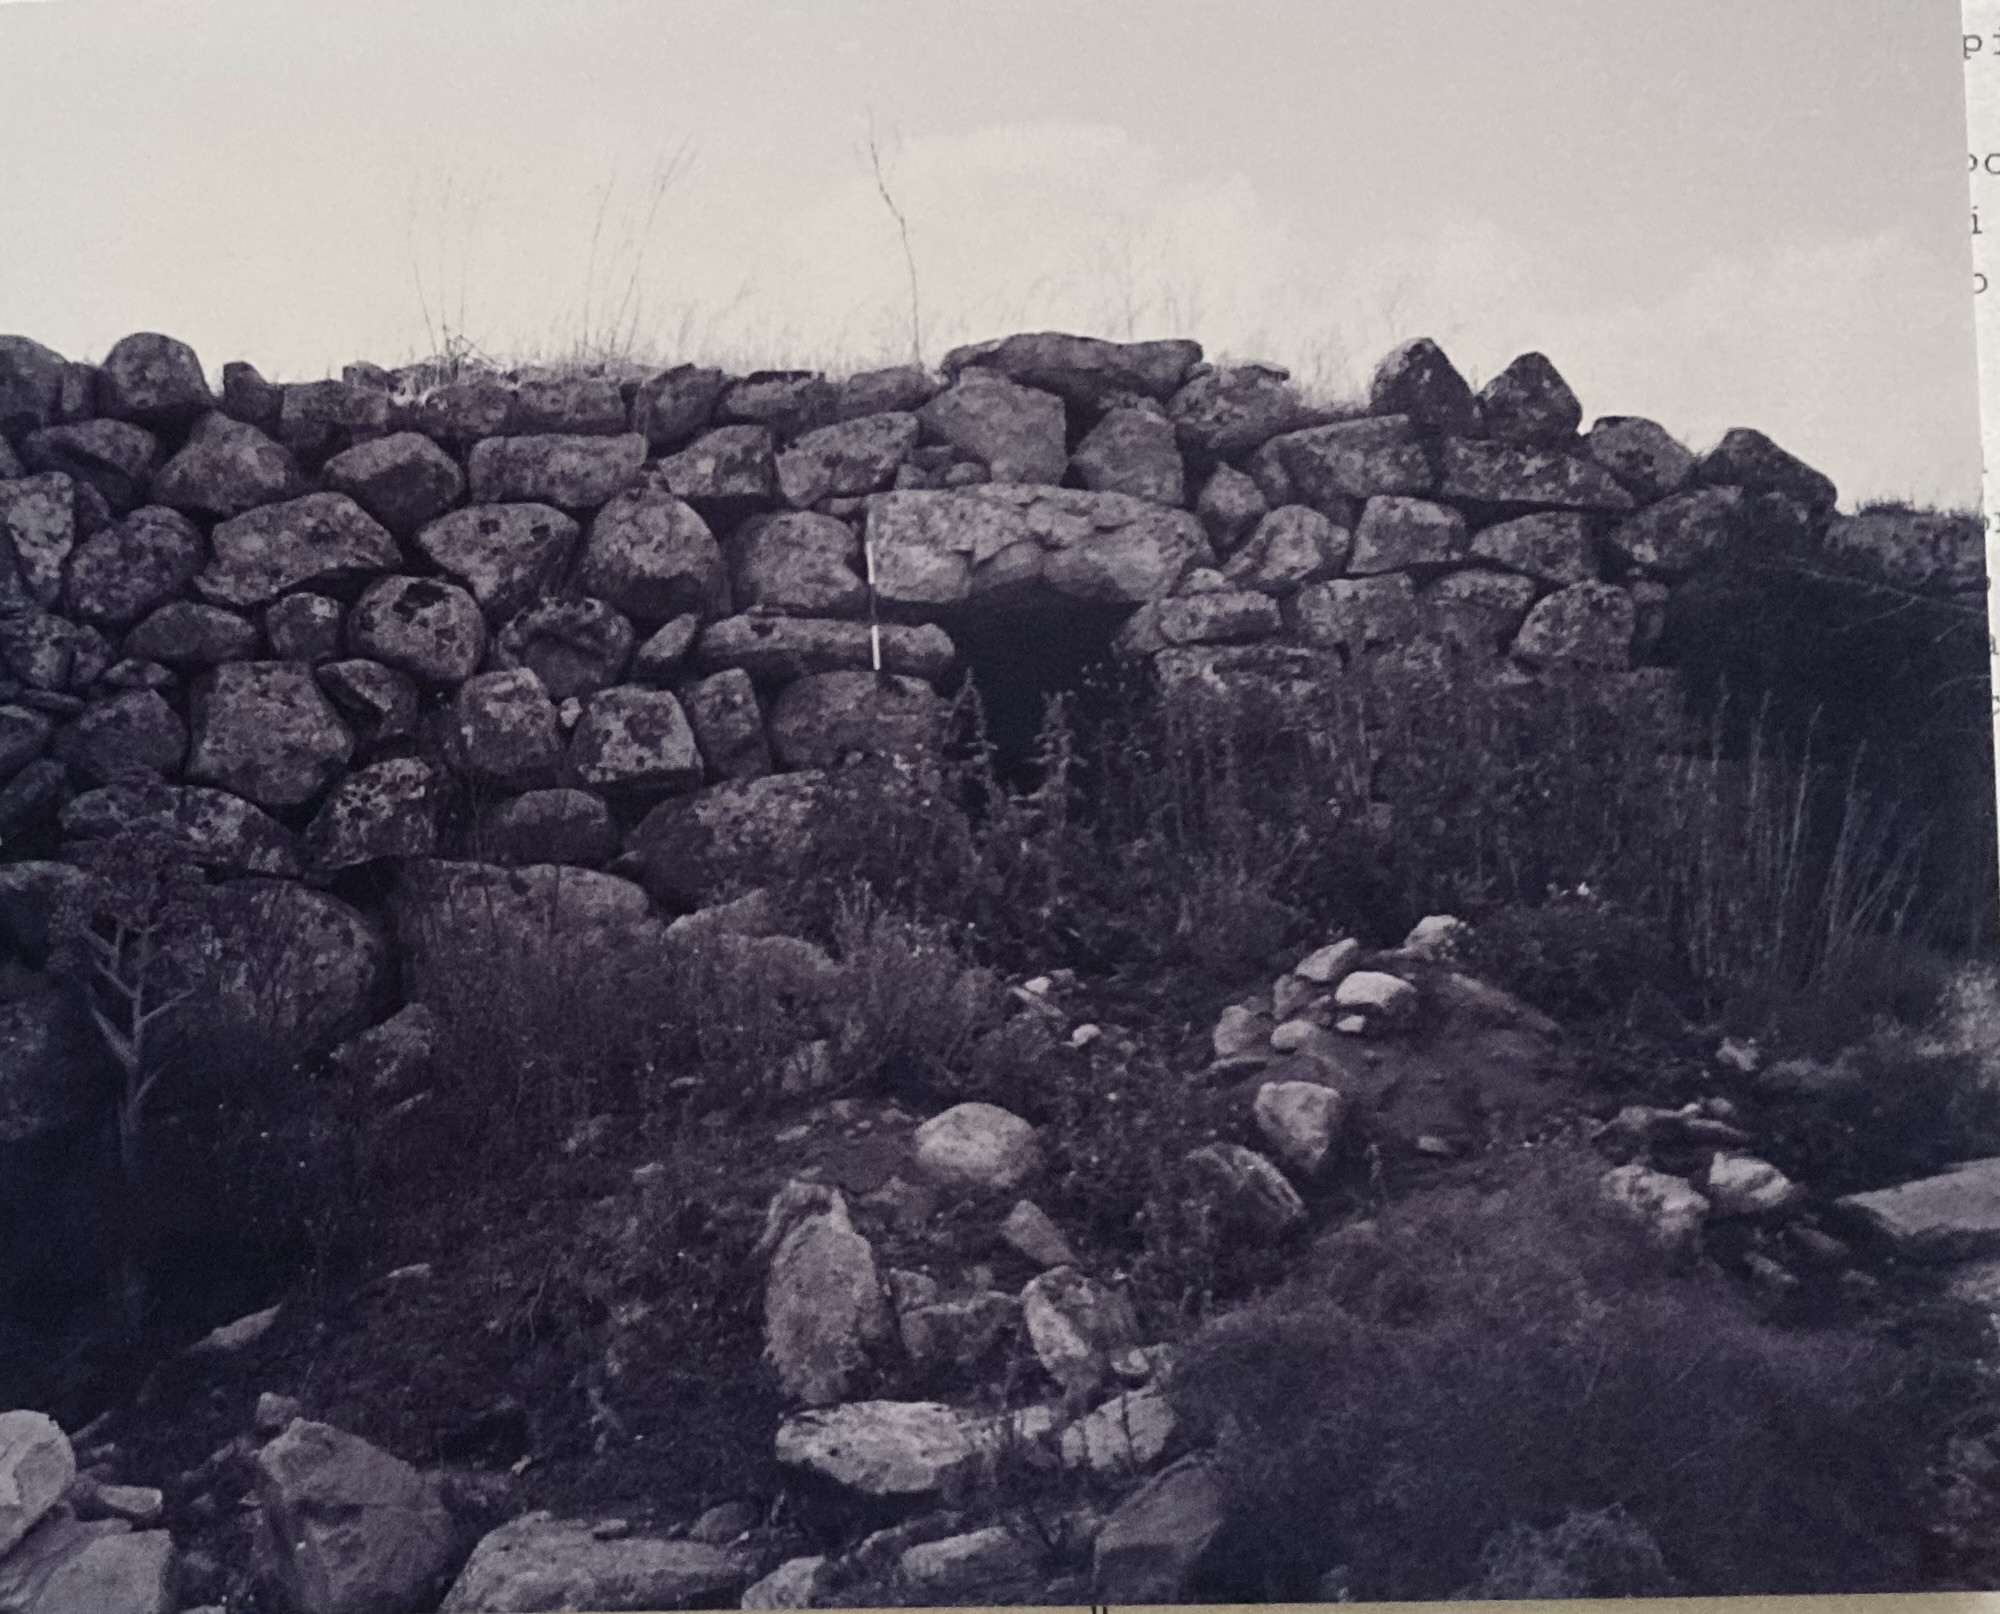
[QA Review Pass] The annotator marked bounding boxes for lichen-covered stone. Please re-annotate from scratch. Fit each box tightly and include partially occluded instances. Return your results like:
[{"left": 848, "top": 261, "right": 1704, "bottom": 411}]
[
  {"left": 57, "top": 689, "right": 186, "bottom": 785},
  {"left": 694, "top": 614, "right": 953, "bottom": 682},
  {"left": 1510, "top": 581, "right": 1636, "bottom": 671},
  {"left": 320, "top": 432, "right": 465, "bottom": 535},
  {"left": 474, "top": 788, "right": 618, "bottom": 866},
  {"left": 657, "top": 424, "right": 780, "bottom": 507},
  {"left": 492, "top": 597, "right": 636, "bottom": 701},
  {"left": 1168, "top": 364, "right": 1308, "bottom": 460},
  {"left": 1586, "top": 415, "right": 1696, "bottom": 500},
  {"left": 1436, "top": 439, "right": 1635, "bottom": 511},
  {"left": 151, "top": 412, "right": 305, "bottom": 517},
  {"left": 0, "top": 472, "right": 77, "bottom": 608},
  {"left": 680, "top": 668, "right": 771, "bottom": 781},
  {"left": 1603, "top": 487, "right": 1744, "bottom": 579},
  {"left": 415, "top": 503, "right": 579, "bottom": 619},
  {"left": 575, "top": 487, "right": 726, "bottom": 624},
  {"left": 1696, "top": 427, "right": 1836, "bottom": 517},
  {"left": 196, "top": 494, "right": 400, "bottom": 608},
  {"left": 1273, "top": 415, "right": 1434, "bottom": 504},
  {"left": 943, "top": 331, "right": 1202, "bottom": 406},
  {"left": 777, "top": 412, "right": 921, "bottom": 507},
  {"left": 123, "top": 601, "right": 258, "bottom": 667},
  {"left": 0, "top": 337, "right": 67, "bottom": 437},
  {"left": 442, "top": 669, "right": 563, "bottom": 788},
  {"left": 1070, "top": 406, "right": 1186, "bottom": 505},
  {"left": 186, "top": 661, "right": 355, "bottom": 806},
  {"left": 21, "top": 420, "right": 158, "bottom": 513},
  {"left": 65, "top": 505, "right": 204, "bottom": 625},
  {"left": 1349, "top": 496, "right": 1468, "bottom": 574},
  {"left": 346, "top": 575, "right": 487, "bottom": 684},
  {"left": 767, "top": 671, "right": 944, "bottom": 770},
  {"left": 317, "top": 658, "right": 419, "bottom": 752},
  {"left": 1290, "top": 573, "right": 1419, "bottom": 656},
  {"left": 60, "top": 781, "right": 301, "bottom": 876},
  {"left": 1477, "top": 352, "right": 1582, "bottom": 446},
  {"left": 1219, "top": 504, "right": 1347, "bottom": 593},
  {"left": 466, "top": 432, "right": 646, "bottom": 506},
  {"left": 631, "top": 364, "right": 727, "bottom": 448},
  {"left": 566, "top": 686, "right": 705, "bottom": 794},
  {"left": 98, "top": 331, "right": 214, "bottom": 430},
  {"left": 264, "top": 592, "right": 345, "bottom": 662},
  {"left": 305, "top": 758, "right": 444, "bottom": 873},
  {"left": 919, "top": 372, "right": 1068, "bottom": 485},
  {"left": 1470, "top": 510, "right": 1597, "bottom": 586},
  {"left": 1369, "top": 338, "right": 1477, "bottom": 433},
  {"left": 728, "top": 511, "right": 867, "bottom": 616}
]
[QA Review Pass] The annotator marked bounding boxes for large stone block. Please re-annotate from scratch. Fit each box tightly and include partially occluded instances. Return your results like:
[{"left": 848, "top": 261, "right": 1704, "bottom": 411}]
[
  {"left": 186, "top": 661, "right": 354, "bottom": 807},
  {"left": 195, "top": 493, "right": 400, "bottom": 609},
  {"left": 768, "top": 671, "right": 945, "bottom": 770},
  {"left": 466, "top": 432, "right": 646, "bottom": 506}
]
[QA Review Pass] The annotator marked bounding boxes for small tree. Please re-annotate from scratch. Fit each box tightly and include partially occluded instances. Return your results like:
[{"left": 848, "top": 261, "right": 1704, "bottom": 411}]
[{"left": 52, "top": 828, "right": 204, "bottom": 1336}]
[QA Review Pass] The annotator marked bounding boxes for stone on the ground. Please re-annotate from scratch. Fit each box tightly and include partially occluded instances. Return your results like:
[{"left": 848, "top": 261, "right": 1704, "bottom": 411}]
[
  {"left": 631, "top": 364, "right": 728, "bottom": 449},
  {"left": 1705, "top": 1153, "right": 1800, "bottom": 1217},
  {"left": 774, "top": 1401, "right": 990, "bottom": 1497},
  {"left": 777, "top": 411, "right": 920, "bottom": 507},
  {"left": 1293, "top": 938, "right": 1362, "bottom": 985},
  {"left": 680, "top": 668, "right": 771, "bottom": 781},
  {"left": 414, "top": 502, "right": 579, "bottom": 620},
  {"left": 566, "top": 686, "right": 704, "bottom": 793},
  {"left": 1253, "top": 1080, "right": 1347, "bottom": 1181},
  {"left": 1478, "top": 352, "right": 1581, "bottom": 446},
  {"left": 185, "top": 661, "right": 353, "bottom": 807},
  {"left": 442, "top": 669, "right": 563, "bottom": 788},
  {"left": 1400, "top": 914, "right": 1471, "bottom": 960},
  {"left": 1185, "top": 1143, "right": 1307, "bottom": 1238},
  {"left": 898, "top": 1290, "right": 1019, "bottom": 1374},
  {"left": 252, "top": 1420, "right": 454, "bottom": 1614},
  {"left": 865, "top": 485, "right": 1208, "bottom": 609},
  {"left": 696, "top": 615, "right": 953, "bottom": 683},
  {"left": 1369, "top": 337, "right": 1476, "bottom": 433},
  {"left": 1021, "top": 1266, "right": 1140, "bottom": 1394},
  {"left": 1000, "top": 1199, "right": 1077, "bottom": 1269},
  {"left": 0, "top": 1411, "right": 75, "bottom": 1557},
  {"left": 1510, "top": 581, "right": 1635, "bottom": 671},
  {"left": 63, "top": 505, "right": 204, "bottom": 626},
  {"left": 1195, "top": 464, "right": 1268, "bottom": 548},
  {"left": 1332, "top": 970, "right": 1418, "bottom": 1026},
  {"left": 264, "top": 592, "right": 345, "bottom": 662},
  {"left": 21, "top": 422, "right": 157, "bottom": 514},
  {"left": 492, "top": 596, "right": 636, "bottom": 702},
  {"left": 57, "top": 690, "right": 185, "bottom": 785},
  {"left": 919, "top": 372, "right": 1068, "bottom": 485},
  {"left": 1168, "top": 365, "right": 1307, "bottom": 459},
  {"left": 1070, "top": 406, "right": 1186, "bottom": 505},
  {"left": 440, "top": 1511, "right": 752, "bottom": 1613},
  {"left": 740, "top": 1553, "right": 832, "bottom": 1609},
  {"left": 768, "top": 670, "right": 943, "bottom": 770},
  {"left": 1, "top": 473, "right": 77, "bottom": 608},
  {"left": 475, "top": 789, "right": 618, "bottom": 866},
  {"left": 317, "top": 659, "right": 418, "bottom": 751},
  {"left": 764, "top": 1188, "right": 892, "bottom": 1406},
  {"left": 69, "top": 1478, "right": 166, "bottom": 1528},
  {"left": 1211, "top": 1003, "right": 1273, "bottom": 1060},
  {"left": 1603, "top": 487, "right": 1744, "bottom": 579},
  {"left": 1586, "top": 416, "right": 1696, "bottom": 499},
  {"left": 944, "top": 331, "right": 1201, "bottom": 406},
  {"left": 329, "top": 1002, "right": 438, "bottom": 1098},
  {"left": 98, "top": 331, "right": 213, "bottom": 429},
  {"left": 1602, "top": 1163, "right": 1709, "bottom": 1251},
  {"left": 345, "top": 575, "right": 486, "bottom": 684},
  {"left": 122, "top": 601, "right": 256, "bottom": 667},
  {"left": 1837, "top": 1158, "right": 2000, "bottom": 1262},
  {"left": 1059, "top": 1387, "right": 1175, "bottom": 1475},
  {"left": 575, "top": 487, "right": 726, "bottom": 624},
  {"left": 728, "top": 511, "right": 867, "bottom": 617},
  {"left": 465, "top": 431, "right": 646, "bottom": 507},
  {"left": 152, "top": 413, "right": 305, "bottom": 518},
  {"left": 913, "top": 1102, "right": 1041, "bottom": 1193},
  {"left": 1092, "top": 1454, "right": 1228, "bottom": 1603},
  {"left": 304, "top": 758, "right": 442, "bottom": 873},
  {"left": 60, "top": 781, "right": 303, "bottom": 876},
  {"left": 195, "top": 493, "right": 399, "bottom": 609},
  {"left": 657, "top": 424, "right": 779, "bottom": 507},
  {"left": 899, "top": 1524, "right": 1043, "bottom": 1602}
]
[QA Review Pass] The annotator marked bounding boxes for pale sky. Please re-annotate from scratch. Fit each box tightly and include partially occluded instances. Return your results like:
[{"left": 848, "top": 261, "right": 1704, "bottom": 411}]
[{"left": 0, "top": 0, "right": 1981, "bottom": 508}]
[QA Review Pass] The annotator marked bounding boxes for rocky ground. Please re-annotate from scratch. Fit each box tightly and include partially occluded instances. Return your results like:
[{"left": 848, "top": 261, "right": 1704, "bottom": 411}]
[{"left": 1, "top": 906, "right": 1998, "bottom": 1612}]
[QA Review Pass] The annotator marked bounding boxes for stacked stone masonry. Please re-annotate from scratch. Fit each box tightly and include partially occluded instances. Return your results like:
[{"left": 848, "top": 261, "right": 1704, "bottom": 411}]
[{"left": 0, "top": 330, "right": 1982, "bottom": 986}]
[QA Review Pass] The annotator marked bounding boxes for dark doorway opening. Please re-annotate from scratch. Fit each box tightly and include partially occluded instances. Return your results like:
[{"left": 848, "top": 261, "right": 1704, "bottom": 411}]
[{"left": 939, "top": 604, "right": 1139, "bottom": 792}]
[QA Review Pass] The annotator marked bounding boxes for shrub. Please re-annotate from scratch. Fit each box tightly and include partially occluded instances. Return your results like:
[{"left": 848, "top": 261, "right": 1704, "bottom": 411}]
[
  {"left": 1456, "top": 1504, "right": 1681, "bottom": 1599},
  {"left": 1469, "top": 891, "right": 1683, "bottom": 1021},
  {"left": 1167, "top": 1144, "right": 1971, "bottom": 1599}
]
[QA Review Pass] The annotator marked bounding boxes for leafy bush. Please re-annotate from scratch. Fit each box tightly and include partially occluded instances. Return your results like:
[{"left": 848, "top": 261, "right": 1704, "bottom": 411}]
[
  {"left": 1469, "top": 891, "right": 1683, "bottom": 1021},
  {"left": 1167, "top": 1145, "right": 1972, "bottom": 1599},
  {"left": 1456, "top": 1504, "right": 1681, "bottom": 1599}
]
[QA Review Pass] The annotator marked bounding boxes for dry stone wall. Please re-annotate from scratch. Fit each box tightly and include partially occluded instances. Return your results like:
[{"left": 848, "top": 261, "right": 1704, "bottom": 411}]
[{"left": 0, "top": 328, "right": 1984, "bottom": 1063}]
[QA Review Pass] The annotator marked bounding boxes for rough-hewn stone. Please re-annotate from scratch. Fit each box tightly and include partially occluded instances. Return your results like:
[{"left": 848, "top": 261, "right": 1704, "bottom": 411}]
[
  {"left": 768, "top": 671, "right": 944, "bottom": 769},
  {"left": 196, "top": 494, "right": 400, "bottom": 608},
  {"left": 186, "top": 661, "right": 354, "bottom": 806},
  {"left": 65, "top": 505, "right": 204, "bottom": 625},
  {"left": 152, "top": 412, "right": 305, "bottom": 517}
]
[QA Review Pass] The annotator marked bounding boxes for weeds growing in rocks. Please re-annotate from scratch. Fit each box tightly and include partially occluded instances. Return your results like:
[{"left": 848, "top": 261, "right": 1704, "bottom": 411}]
[{"left": 1167, "top": 1143, "right": 1981, "bottom": 1600}]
